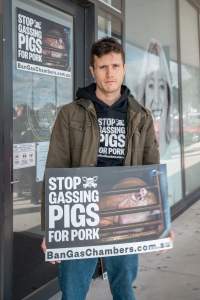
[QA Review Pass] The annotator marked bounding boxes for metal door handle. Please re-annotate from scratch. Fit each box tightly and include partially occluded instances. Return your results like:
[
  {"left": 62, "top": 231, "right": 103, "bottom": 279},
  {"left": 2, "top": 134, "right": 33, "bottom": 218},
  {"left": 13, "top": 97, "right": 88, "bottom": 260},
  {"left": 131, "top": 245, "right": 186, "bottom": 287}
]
[{"left": 10, "top": 180, "right": 20, "bottom": 184}]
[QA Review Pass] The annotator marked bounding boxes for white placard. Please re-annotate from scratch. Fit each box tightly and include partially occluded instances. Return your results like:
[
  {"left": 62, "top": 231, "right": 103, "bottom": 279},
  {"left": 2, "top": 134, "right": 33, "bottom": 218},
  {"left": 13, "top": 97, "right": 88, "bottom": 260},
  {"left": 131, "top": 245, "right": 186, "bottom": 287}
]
[
  {"left": 36, "top": 141, "right": 49, "bottom": 182},
  {"left": 13, "top": 143, "right": 36, "bottom": 169}
]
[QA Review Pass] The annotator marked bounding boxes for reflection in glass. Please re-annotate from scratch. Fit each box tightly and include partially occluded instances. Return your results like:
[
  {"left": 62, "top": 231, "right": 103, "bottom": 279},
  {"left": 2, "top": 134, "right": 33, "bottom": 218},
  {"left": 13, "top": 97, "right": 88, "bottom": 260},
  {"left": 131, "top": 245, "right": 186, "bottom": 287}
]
[
  {"left": 125, "top": 0, "right": 182, "bottom": 206},
  {"left": 98, "top": 9, "right": 121, "bottom": 41},
  {"left": 12, "top": 0, "right": 74, "bottom": 297},
  {"left": 13, "top": 2, "right": 73, "bottom": 234},
  {"left": 98, "top": 0, "right": 122, "bottom": 12},
  {"left": 180, "top": 0, "right": 200, "bottom": 194}
]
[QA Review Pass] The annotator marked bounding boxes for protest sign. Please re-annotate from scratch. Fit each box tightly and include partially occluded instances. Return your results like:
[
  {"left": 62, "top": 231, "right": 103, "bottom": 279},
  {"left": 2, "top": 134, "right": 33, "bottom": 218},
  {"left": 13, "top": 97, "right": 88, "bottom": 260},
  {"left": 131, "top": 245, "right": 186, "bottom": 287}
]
[
  {"left": 16, "top": 8, "right": 71, "bottom": 78},
  {"left": 45, "top": 164, "right": 173, "bottom": 261}
]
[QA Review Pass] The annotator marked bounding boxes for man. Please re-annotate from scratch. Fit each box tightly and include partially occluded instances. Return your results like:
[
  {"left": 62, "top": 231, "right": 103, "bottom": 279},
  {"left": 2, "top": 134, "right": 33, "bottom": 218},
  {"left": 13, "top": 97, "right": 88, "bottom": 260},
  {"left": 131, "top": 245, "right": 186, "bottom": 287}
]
[{"left": 41, "top": 37, "right": 159, "bottom": 300}]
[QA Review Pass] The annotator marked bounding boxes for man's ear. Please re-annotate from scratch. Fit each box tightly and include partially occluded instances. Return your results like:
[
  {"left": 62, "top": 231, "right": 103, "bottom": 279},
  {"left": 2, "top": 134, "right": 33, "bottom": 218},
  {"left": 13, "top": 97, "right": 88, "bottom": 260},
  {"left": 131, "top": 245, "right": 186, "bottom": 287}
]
[{"left": 89, "top": 66, "right": 95, "bottom": 79}]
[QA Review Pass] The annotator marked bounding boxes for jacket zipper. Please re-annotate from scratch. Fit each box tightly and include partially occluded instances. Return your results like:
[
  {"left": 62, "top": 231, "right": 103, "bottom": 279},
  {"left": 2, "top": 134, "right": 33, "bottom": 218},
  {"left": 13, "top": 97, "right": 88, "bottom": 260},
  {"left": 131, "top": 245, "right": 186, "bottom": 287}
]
[
  {"left": 89, "top": 110, "right": 100, "bottom": 167},
  {"left": 123, "top": 109, "right": 130, "bottom": 165},
  {"left": 87, "top": 109, "right": 107, "bottom": 278}
]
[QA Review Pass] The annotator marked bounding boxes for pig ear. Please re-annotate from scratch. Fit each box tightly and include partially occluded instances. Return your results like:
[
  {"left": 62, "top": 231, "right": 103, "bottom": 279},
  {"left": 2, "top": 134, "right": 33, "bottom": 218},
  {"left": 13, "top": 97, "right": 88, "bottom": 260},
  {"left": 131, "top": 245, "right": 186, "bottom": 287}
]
[
  {"left": 93, "top": 176, "right": 98, "bottom": 182},
  {"left": 82, "top": 177, "right": 87, "bottom": 182}
]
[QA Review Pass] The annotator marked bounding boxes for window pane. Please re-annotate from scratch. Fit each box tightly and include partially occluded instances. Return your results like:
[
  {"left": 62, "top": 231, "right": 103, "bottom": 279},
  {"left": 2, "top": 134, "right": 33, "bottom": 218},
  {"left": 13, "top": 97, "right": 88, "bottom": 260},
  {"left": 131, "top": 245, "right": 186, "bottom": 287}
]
[
  {"left": 13, "top": 1, "right": 73, "bottom": 232},
  {"left": 13, "top": 0, "right": 74, "bottom": 297},
  {"left": 98, "top": 0, "right": 122, "bottom": 12},
  {"left": 180, "top": 0, "right": 200, "bottom": 194},
  {"left": 13, "top": 0, "right": 73, "bottom": 234},
  {"left": 98, "top": 9, "right": 121, "bottom": 40},
  {"left": 125, "top": 0, "right": 182, "bottom": 206}
]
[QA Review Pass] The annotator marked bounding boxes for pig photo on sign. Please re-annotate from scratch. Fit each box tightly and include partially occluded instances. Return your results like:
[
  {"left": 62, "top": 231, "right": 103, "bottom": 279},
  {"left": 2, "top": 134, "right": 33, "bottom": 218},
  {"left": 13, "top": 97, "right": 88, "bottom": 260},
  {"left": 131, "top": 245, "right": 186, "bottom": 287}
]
[
  {"left": 99, "top": 178, "right": 160, "bottom": 226},
  {"left": 82, "top": 176, "right": 98, "bottom": 189}
]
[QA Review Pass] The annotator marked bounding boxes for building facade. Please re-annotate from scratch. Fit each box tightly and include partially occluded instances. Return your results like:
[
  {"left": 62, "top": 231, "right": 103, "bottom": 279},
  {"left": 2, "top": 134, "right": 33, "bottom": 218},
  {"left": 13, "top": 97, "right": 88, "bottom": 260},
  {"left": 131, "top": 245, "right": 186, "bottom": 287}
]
[{"left": 0, "top": 0, "right": 200, "bottom": 299}]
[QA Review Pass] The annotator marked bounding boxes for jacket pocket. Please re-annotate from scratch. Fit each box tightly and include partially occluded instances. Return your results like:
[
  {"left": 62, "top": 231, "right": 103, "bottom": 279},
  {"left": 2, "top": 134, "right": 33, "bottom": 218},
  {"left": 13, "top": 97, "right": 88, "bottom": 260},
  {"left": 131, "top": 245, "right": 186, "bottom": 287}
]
[
  {"left": 70, "top": 120, "right": 92, "bottom": 131},
  {"left": 70, "top": 120, "right": 85, "bottom": 131},
  {"left": 132, "top": 130, "right": 143, "bottom": 164}
]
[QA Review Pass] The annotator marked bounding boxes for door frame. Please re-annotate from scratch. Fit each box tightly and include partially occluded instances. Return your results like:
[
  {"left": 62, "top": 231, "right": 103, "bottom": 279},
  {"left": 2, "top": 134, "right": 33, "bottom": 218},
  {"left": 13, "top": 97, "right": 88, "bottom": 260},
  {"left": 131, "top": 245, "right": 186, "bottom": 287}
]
[
  {"left": 0, "top": 0, "right": 13, "bottom": 299},
  {"left": 0, "top": 0, "right": 95, "bottom": 299}
]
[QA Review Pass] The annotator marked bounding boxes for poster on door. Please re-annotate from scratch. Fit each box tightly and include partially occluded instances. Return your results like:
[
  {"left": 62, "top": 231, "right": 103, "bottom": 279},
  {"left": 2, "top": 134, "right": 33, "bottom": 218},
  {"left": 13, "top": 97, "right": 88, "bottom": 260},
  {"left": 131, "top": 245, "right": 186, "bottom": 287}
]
[
  {"left": 36, "top": 141, "right": 49, "bottom": 182},
  {"left": 16, "top": 7, "right": 71, "bottom": 78},
  {"left": 45, "top": 164, "right": 173, "bottom": 261},
  {"left": 13, "top": 143, "right": 36, "bottom": 169}
]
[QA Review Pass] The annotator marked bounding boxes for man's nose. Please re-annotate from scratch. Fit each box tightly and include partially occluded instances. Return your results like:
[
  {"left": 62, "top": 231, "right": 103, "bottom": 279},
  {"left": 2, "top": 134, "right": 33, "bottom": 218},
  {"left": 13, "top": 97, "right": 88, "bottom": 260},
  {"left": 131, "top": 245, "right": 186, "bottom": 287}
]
[{"left": 106, "top": 66, "right": 114, "bottom": 77}]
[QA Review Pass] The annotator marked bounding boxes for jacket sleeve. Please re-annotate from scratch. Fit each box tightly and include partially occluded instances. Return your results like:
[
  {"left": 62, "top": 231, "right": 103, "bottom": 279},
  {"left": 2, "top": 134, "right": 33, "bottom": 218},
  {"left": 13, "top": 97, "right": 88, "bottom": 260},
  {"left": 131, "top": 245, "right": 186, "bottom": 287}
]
[
  {"left": 41, "top": 108, "right": 70, "bottom": 231},
  {"left": 142, "top": 112, "right": 160, "bottom": 165}
]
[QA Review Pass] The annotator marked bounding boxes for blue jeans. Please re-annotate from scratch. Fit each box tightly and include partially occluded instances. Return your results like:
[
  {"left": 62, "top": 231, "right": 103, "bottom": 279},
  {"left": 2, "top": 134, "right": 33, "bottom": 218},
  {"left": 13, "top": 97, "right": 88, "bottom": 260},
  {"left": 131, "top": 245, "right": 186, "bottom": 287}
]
[{"left": 58, "top": 254, "right": 138, "bottom": 300}]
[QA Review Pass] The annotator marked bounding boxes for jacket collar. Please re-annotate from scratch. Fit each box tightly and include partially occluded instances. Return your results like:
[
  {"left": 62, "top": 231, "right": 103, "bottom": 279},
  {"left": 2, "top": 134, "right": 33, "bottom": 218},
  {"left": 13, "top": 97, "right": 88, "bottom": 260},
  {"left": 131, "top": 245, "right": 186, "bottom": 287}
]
[
  {"left": 76, "top": 95, "right": 143, "bottom": 124},
  {"left": 76, "top": 94, "right": 142, "bottom": 114},
  {"left": 76, "top": 95, "right": 143, "bottom": 136},
  {"left": 76, "top": 98, "right": 96, "bottom": 116},
  {"left": 127, "top": 95, "right": 143, "bottom": 114}
]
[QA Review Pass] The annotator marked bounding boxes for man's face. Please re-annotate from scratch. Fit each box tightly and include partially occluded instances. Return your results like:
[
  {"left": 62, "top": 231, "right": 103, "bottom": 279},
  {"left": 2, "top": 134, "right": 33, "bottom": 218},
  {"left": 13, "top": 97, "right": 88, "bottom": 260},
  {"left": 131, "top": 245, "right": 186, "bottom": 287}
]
[{"left": 90, "top": 52, "right": 125, "bottom": 99}]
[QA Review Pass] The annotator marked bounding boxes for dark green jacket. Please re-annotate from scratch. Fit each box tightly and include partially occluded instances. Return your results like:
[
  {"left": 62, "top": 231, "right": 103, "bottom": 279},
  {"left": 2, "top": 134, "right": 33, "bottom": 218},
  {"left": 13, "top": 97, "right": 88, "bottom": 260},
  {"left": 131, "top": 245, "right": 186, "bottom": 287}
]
[{"left": 41, "top": 95, "right": 159, "bottom": 230}]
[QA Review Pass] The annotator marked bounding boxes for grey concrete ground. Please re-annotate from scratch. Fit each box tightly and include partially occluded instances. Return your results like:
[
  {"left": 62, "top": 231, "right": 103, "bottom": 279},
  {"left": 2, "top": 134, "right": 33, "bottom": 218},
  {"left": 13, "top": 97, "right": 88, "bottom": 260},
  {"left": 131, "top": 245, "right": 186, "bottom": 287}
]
[{"left": 49, "top": 200, "right": 200, "bottom": 300}]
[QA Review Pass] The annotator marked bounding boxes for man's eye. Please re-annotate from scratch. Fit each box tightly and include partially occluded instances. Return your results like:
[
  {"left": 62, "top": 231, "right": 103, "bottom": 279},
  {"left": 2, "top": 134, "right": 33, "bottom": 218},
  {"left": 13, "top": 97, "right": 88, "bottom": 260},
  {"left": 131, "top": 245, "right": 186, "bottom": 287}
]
[
  {"left": 113, "top": 65, "right": 119, "bottom": 68},
  {"left": 100, "top": 66, "right": 106, "bottom": 69}
]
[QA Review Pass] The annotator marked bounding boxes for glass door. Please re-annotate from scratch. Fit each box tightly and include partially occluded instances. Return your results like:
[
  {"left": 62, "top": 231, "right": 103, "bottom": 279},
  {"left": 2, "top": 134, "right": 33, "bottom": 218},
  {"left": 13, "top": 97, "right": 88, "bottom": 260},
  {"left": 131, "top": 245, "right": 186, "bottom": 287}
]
[
  {"left": 12, "top": 0, "right": 84, "bottom": 298},
  {"left": 179, "top": 0, "right": 200, "bottom": 195}
]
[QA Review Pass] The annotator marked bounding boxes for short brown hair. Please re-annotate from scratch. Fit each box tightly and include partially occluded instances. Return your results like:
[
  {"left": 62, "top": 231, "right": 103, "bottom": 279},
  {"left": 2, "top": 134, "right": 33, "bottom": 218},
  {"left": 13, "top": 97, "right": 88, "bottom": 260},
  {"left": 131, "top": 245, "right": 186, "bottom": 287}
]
[{"left": 90, "top": 37, "right": 125, "bottom": 67}]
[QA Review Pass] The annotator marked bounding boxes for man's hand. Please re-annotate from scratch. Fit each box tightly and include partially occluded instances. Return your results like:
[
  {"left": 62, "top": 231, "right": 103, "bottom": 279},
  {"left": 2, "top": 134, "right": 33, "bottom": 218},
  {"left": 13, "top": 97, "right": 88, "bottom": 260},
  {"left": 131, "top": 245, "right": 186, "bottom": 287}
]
[
  {"left": 41, "top": 237, "right": 61, "bottom": 264},
  {"left": 169, "top": 229, "right": 175, "bottom": 242},
  {"left": 157, "top": 229, "right": 175, "bottom": 255}
]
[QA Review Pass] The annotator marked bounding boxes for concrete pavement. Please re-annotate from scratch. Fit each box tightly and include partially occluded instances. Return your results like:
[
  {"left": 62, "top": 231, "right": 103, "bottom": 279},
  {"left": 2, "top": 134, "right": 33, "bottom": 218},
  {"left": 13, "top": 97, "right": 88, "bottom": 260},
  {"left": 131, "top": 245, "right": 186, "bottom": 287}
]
[{"left": 49, "top": 200, "right": 200, "bottom": 300}]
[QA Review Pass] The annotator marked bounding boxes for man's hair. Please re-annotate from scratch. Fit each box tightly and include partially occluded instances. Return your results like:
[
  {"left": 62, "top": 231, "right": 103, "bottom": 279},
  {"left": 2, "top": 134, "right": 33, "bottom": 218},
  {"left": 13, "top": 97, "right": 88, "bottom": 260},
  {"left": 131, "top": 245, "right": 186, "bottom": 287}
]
[{"left": 90, "top": 37, "right": 125, "bottom": 67}]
